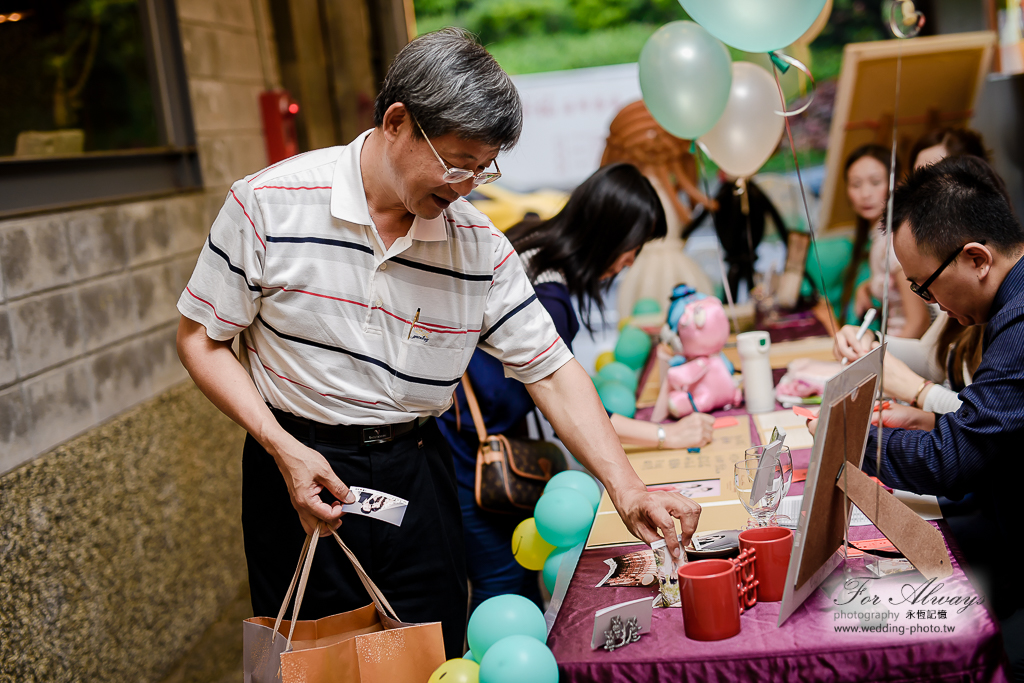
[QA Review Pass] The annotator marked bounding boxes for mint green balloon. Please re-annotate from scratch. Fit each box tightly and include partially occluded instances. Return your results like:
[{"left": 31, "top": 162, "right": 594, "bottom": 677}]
[
  {"left": 545, "top": 470, "right": 601, "bottom": 513},
  {"left": 463, "top": 650, "right": 477, "bottom": 662},
  {"left": 639, "top": 21, "right": 732, "bottom": 139},
  {"left": 598, "top": 382, "right": 637, "bottom": 418},
  {"left": 680, "top": 0, "right": 827, "bottom": 52},
  {"left": 591, "top": 374, "right": 610, "bottom": 392},
  {"left": 598, "top": 361, "right": 638, "bottom": 393},
  {"left": 542, "top": 548, "right": 570, "bottom": 594},
  {"left": 467, "top": 595, "right": 546, "bottom": 662},
  {"left": 632, "top": 298, "right": 662, "bottom": 315},
  {"left": 615, "top": 325, "right": 652, "bottom": 371},
  {"left": 535, "top": 487, "right": 596, "bottom": 548},
  {"left": 479, "top": 635, "right": 558, "bottom": 683}
]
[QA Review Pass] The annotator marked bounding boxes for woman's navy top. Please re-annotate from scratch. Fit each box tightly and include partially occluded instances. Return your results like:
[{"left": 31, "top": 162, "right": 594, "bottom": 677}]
[{"left": 436, "top": 282, "right": 580, "bottom": 491}]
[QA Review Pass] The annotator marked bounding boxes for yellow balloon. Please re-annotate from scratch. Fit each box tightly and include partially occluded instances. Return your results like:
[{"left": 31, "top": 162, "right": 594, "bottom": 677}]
[
  {"left": 428, "top": 659, "right": 479, "bottom": 683},
  {"left": 594, "top": 351, "right": 616, "bottom": 373},
  {"left": 511, "top": 518, "right": 555, "bottom": 571}
]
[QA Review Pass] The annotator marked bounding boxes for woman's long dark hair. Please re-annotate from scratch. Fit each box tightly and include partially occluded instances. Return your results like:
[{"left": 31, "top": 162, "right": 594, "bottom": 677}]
[
  {"left": 505, "top": 163, "right": 667, "bottom": 332},
  {"left": 838, "top": 144, "right": 899, "bottom": 323}
]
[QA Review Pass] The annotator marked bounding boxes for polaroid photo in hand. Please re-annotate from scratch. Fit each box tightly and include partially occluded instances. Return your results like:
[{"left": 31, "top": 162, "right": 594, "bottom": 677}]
[{"left": 340, "top": 487, "right": 409, "bottom": 527}]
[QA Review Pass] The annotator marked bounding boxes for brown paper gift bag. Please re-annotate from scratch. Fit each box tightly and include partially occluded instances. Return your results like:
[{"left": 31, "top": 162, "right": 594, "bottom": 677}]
[{"left": 243, "top": 525, "right": 447, "bottom": 683}]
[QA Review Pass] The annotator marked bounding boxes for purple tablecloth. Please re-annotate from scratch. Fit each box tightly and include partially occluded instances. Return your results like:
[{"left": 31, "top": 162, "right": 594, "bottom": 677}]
[
  {"left": 548, "top": 522, "right": 1007, "bottom": 682},
  {"left": 557, "top": 396, "right": 1006, "bottom": 681}
]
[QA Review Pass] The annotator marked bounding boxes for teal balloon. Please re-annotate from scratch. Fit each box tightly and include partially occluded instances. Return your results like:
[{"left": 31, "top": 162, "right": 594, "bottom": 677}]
[
  {"left": 598, "top": 382, "right": 637, "bottom": 418},
  {"left": 591, "top": 374, "right": 610, "bottom": 392},
  {"left": 598, "top": 361, "right": 638, "bottom": 392},
  {"left": 463, "top": 650, "right": 477, "bottom": 662},
  {"left": 639, "top": 21, "right": 732, "bottom": 139},
  {"left": 545, "top": 470, "right": 601, "bottom": 513},
  {"left": 467, "top": 595, "right": 546, "bottom": 662},
  {"left": 479, "top": 635, "right": 558, "bottom": 683},
  {"left": 632, "top": 298, "right": 662, "bottom": 315},
  {"left": 535, "top": 487, "right": 596, "bottom": 548},
  {"left": 680, "top": 0, "right": 828, "bottom": 52},
  {"left": 542, "top": 548, "right": 570, "bottom": 594},
  {"left": 615, "top": 325, "right": 652, "bottom": 371}
]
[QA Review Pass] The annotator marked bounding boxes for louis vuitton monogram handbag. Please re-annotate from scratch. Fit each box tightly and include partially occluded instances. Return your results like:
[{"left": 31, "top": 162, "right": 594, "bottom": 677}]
[{"left": 459, "top": 375, "right": 567, "bottom": 514}]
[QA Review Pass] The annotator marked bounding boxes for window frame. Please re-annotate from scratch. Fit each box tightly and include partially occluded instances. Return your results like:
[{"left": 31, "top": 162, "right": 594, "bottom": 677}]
[{"left": 0, "top": 0, "right": 203, "bottom": 219}]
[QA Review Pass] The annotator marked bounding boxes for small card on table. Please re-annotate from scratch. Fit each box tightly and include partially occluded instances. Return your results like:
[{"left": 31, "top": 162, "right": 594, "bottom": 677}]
[{"left": 591, "top": 596, "right": 653, "bottom": 649}]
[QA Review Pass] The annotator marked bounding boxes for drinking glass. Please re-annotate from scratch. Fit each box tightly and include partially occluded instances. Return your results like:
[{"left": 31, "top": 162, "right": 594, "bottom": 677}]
[
  {"left": 734, "top": 458, "right": 784, "bottom": 528},
  {"left": 745, "top": 445, "right": 794, "bottom": 524}
]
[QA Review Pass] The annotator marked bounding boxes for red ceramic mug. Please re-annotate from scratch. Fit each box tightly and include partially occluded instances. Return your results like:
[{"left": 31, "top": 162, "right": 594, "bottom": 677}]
[
  {"left": 738, "top": 526, "right": 794, "bottom": 602},
  {"left": 677, "top": 549, "right": 758, "bottom": 641}
]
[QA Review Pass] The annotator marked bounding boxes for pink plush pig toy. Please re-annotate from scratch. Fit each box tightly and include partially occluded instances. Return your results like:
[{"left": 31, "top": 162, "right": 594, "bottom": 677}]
[{"left": 652, "top": 286, "right": 742, "bottom": 422}]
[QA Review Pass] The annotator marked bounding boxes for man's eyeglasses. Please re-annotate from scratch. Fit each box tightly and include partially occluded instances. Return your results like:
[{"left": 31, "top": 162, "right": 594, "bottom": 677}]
[
  {"left": 909, "top": 239, "right": 986, "bottom": 302},
  {"left": 413, "top": 118, "right": 501, "bottom": 187}
]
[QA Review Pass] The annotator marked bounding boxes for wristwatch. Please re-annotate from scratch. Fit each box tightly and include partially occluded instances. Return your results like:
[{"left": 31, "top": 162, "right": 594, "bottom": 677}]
[{"left": 656, "top": 426, "right": 666, "bottom": 449}]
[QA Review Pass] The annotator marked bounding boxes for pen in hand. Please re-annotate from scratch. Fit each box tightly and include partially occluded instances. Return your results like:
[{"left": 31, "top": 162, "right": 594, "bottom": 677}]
[{"left": 841, "top": 308, "right": 877, "bottom": 366}]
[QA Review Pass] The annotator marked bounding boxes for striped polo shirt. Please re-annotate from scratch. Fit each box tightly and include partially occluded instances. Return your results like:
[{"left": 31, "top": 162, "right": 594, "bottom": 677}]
[{"left": 177, "top": 130, "right": 572, "bottom": 426}]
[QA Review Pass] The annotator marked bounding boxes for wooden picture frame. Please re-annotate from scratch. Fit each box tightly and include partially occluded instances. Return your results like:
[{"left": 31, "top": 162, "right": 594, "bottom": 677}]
[
  {"left": 777, "top": 345, "right": 952, "bottom": 626},
  {"left": 818, "top": 31, "right": 997, "bottom": 233}
]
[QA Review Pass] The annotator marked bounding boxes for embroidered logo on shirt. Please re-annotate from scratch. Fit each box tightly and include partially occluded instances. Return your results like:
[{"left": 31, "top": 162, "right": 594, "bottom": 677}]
[{"left": 410, "top": 328, "right": 431, "bottom": 344}]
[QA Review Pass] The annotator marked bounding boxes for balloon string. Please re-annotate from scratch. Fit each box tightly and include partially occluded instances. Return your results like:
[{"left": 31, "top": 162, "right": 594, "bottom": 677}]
[
  {"left": 769, "top": 63, "right": 839, "bottom": 343},
  {"left": 769, "top": 51, "right": 817, "bottom": 117},
  {"left": 693, "top": 144, "right": 741, "bottom": 337},
  {"left": 875, "top": 8, "right": 914, "bottom": 522}
]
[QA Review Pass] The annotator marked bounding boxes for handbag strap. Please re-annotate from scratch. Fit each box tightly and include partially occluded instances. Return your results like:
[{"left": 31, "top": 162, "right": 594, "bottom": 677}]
[{"left": 460, "top": 374, "right": 490, "bottom": 442}]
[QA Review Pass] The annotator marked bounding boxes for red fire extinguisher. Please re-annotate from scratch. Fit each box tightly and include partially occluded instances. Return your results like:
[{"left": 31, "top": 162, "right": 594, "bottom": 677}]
[{"left": 259, "top": 90, "right": 300, "bottom": 164}]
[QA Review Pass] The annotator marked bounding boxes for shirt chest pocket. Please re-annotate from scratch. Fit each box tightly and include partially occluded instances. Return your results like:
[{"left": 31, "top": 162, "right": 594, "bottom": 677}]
[{"left": 392, "top": 326, "right": 468, "bottom": 410}]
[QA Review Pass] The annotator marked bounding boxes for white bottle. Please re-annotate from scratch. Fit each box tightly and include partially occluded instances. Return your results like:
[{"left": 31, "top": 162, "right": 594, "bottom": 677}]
[{"left": 737, "top": 331, "right": 775, "bottom": 414}]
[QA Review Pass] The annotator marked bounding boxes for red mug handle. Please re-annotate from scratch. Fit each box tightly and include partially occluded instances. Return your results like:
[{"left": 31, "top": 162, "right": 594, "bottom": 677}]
[{"left": 732, "top": 548, "right": 758, "bottom": 614}]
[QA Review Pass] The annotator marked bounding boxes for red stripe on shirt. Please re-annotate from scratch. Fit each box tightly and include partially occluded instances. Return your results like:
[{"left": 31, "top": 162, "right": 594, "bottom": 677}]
[
  {"left": 503, "top": 336, "right": 561, "bottom": 368},
  {"left": 253, "top": 185, "right": 331, "bottom": 191},
  {"left": 186, "top": 287, "right": 246, "bottom": 328},
  {"left": 268, "top": 285, "right": 478, "bottom": 333},
  {"left": 270, "top": 286, "right": 369, "bottom": 308},
  {"left": 246, "top": 345, "right": 378, "bottom": 405},
  {"left": 444, "top": 216, "right": 492, "bottom": 230},
  {"left": 494, "top": 251, "right": 514, "bottom": 270},
  {"left": 373, "top": 306, "right": 480, "bottom": 334},
  {"left": 230, "top": 189, "right": 266, "bottom": 249}
]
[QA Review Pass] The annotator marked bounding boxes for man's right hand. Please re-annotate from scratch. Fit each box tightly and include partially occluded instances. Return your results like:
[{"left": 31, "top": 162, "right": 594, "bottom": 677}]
[
  {"left": 271, "top": 437, "right": 355, "bottom": 536},
  {"left": 833, "top": 324, "right": 877, "bottom": 363}
]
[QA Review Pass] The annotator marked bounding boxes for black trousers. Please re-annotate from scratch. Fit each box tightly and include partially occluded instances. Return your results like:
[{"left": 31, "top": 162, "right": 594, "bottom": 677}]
[{"left": 241, "top": 416, "right": 468, "bottom": 659}]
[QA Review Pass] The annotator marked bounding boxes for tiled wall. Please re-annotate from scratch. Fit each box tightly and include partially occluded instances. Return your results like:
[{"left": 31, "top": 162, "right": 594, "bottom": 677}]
[
  {"left": 0, "top": 0, "right": 278, "bottom": 680},
  {"left": 0, "top": 0, "right": 277, "bottom": 475}
]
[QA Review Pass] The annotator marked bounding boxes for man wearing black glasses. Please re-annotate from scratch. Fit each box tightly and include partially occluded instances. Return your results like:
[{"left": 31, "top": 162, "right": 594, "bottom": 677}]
[{"left": 832, "top": 155, "right": 1024, "bottom": 674}]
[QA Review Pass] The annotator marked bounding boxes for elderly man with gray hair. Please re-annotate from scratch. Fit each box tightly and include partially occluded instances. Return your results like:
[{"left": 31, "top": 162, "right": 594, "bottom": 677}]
[{"left": 176, "top": 28, "right": 699, "bottom": 657}]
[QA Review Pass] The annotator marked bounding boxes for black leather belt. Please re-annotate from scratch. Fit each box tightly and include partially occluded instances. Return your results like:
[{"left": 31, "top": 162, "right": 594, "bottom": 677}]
[{"left": 270, "top": 407, "right": 428, "bottom": 446}]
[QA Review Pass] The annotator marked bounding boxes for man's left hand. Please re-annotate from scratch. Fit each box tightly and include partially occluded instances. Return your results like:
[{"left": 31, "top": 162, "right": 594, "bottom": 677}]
[{"left": 615, "top": 488, "right": 700, "bottom": 560}]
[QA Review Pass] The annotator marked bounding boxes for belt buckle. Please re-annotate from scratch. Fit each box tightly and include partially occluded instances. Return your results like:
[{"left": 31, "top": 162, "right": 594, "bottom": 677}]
[{"left": 362, "top": 424, "right": 393, "bottom": 444}]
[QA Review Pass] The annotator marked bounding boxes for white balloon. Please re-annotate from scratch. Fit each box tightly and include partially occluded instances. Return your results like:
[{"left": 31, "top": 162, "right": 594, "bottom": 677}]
[{"left": 699, "top": 62, "right": 786, "bottom": 179}]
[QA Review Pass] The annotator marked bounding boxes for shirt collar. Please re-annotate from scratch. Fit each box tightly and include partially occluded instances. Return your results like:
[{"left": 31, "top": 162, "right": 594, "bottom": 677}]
[
  {"left": 330, "top": 129, "right": 448, "bottom": 243},
  {"left": 990, "top": 253, "right": 1024, "bottom": 316}
]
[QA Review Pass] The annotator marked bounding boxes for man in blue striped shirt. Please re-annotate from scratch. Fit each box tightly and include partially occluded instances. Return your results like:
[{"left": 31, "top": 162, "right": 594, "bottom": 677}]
[{"left": 836, "top": 156, "right": 1024, "bottom": 673}]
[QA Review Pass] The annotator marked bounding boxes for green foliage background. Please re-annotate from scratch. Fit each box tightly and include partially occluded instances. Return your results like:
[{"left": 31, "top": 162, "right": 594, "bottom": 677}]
[{"left": 414, "top": 0, "right": 890, "bottom": 79}]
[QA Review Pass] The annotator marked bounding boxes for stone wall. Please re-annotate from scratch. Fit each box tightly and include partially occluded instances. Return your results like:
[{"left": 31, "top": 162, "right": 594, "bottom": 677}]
[{"left": 0, "top": 0, "right": 278, "bottom": 680}]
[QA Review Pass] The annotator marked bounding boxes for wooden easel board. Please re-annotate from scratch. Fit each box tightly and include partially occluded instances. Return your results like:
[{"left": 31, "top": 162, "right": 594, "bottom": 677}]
[
  {"left": 587, "top": 416, "right": 753, "bottom": 548},
  {"left": 818, "top": 31, "right": 996, "bottom": 233}
]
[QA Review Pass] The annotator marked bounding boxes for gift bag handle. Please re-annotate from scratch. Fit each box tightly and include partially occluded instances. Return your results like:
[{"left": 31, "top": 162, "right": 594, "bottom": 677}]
[
  {"left": 330, "top": 530, "right": 400, "bottom": 622},
  {"left": 272, "top": 524, "right": 322, "bottom": 654},
  {"left": 270, "top": 524, "right": 404, "bottom": 655}
]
